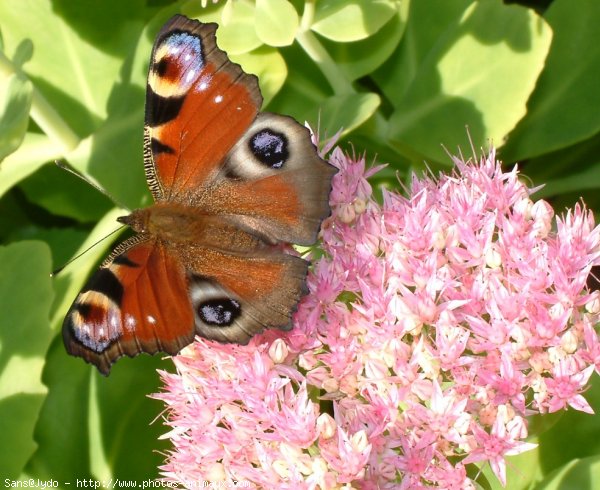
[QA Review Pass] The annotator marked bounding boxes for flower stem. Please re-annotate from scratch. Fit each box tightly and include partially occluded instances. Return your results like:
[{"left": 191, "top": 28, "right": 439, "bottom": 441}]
[
  {"left": 0, "top": 50, "right": 80, "bottom": 153},
  {"left": 297, "top": 2, "right": 354, "bottom": 95},
  {"left": 296, "top": 30, "right": 354, "bottom": 95},
  {"left": 300, "top": 0, "right": 316, "bottom": 31},
  {"left": 29, "top": 88, "right": 80, "bottom": 153}
]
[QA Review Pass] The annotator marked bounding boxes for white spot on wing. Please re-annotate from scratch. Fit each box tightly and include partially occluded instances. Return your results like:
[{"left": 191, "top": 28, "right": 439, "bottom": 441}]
[
  {"left": 196, "top": 74, "right": 212, "bottom": 92},
  {"left": 185, "top": 69, "right": 196, "bottom": 84},
  {"left": 125, "top": 313, "right": 136, "bottom": 331},
  {"left": 214, "top": 95, "right": 223, "bottom": 104}
]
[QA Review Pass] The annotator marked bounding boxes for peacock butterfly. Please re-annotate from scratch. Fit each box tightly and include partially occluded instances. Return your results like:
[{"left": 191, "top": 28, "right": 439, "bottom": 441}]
[{"left": 62, "top": 14, "right": 336, "bottom": 375}]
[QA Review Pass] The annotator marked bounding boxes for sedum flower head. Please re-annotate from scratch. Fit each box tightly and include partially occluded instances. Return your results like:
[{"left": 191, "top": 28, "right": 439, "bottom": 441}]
[{"left": 155, "top": 145, "right": 600, "bottom": 488}]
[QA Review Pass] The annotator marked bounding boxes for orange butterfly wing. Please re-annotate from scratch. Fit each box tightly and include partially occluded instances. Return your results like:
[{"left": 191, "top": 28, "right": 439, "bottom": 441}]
[
  {"left": 63, "top": 238, "right": 194, "bottom": 375},
  {"left": 144, "top": 16, "right": 262, "bottom": 201},
  {"left": 144, "top": 16, "right": 334, "bottom": 244}
]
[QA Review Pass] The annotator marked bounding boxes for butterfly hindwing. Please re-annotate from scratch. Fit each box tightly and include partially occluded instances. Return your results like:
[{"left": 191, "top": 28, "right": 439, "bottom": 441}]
[
  {"left": 64, "top": 237, "right": 310, "bottom": 374},
  {"left": 185, "top": 246, "right": 309, "bottom": 343},
  {"left": 201, "top": 112, "right": 337, "bottom": 246}
]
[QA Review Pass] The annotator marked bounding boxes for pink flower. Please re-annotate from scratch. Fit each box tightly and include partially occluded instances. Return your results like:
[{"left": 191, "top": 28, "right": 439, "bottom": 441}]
[
  {"left": 544, "top": 359, "right": 595, "bottom": 413},
  {"left": 462, "top": 412, "right": 537, "bottom": 486},
  {"left": 155, "top": 145, "right": 600, "bottom": 488},
  {"left": 392, "top": 432, "right": 436, "bottom": 490}
]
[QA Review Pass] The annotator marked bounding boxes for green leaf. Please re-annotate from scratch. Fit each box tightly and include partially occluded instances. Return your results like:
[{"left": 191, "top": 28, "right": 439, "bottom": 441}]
[
  {"left": 97, "top": 356, "right": 172, "bottom": 480},
  {"left": 25, "top": 336, "right": 93, "bottom": 481},
  {"left": 65, "top": 18, "right": 154, "bottom": 211},
  {"left": 27, "top": 228, "right": 90, "bottom": 274},
  {"left": 321, "top": 6, "right": 407, "bottom": 81},
  {"left": 320, "top": 92, "right": 381, "bottom": 136},
  {"left": 386, "top": 0, "right": 552, "bottom": 164},
  {"left": 0, "top": 133, "right": 63, "bottom": 200},
  {"left": 373, "top": 0, "right": 473, "bottom": 104},
  {"left": 532, "top": 456, "right": 600, "bottom": 490},
  {"left": 255, "top": 0, "right": 299, "bottom": 47},
  {"left": 0, "top": 191, "right": 31, "bottom": 242},
  {"left": 232, "top": 46, "right": 287, "bottom": 106},
  {"left": 19, "top": 163, "right": 113, "bottom": 223},
  {"left": 211, "top": 0, "right": 263, "bottom": 55},
  {"left": 312, "top": 0, "right": 398, "bottom": 42},
  {"left": 66, "top": 105, "right": 149, "bottom": 211},
  {"left": 25, "top": 341, "right": 171, "bottom": 483},
  {"left": 517, "top": 135, "right": 600, "bottom": 201},
  {"left": 0, "top": 72, "right": 33, "bottom": 161},
  {"left": 265, "top": 42, "right": 330, "bottom": 120},
  {"left": 0, "top": 0, "right": 147, "bottom": 139},
  {"left": 0, "top": 241, "right": 53, "bottom": 479},
  {"left": 502, "top": 0, "right": 600, "bottom": 161},
  {"left": 533, "top": 161, "right": 600, "bottom": 199},
  {"left": 11, "top": 39, "right": 33, "bottom": 70}
]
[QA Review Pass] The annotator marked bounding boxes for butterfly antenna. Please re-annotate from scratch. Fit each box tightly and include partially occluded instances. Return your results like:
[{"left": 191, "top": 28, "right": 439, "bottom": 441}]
[
  {"left": 51, "top": 225, "right": 126, "bottom": 277},
  {"left": 55, "top": 160, "right": 130, "bottom": 212}
]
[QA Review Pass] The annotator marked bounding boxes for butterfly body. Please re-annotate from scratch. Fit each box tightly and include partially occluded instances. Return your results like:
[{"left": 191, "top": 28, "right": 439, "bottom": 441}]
[
  {"left": 117, "top": 204, "right": 261, "bottom": 251},
  {"left": 63, "top": 15, "right": 335, "bottom": 375}
]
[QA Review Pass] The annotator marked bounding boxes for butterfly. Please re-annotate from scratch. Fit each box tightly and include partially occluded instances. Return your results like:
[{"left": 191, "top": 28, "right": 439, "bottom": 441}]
[{"left": 62, "top": 14, "right": 336, "bottom": 375}]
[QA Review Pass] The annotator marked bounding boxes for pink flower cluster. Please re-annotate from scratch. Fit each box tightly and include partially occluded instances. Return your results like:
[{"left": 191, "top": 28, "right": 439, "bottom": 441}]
[{"left": 155, "top": 146, "right": 600, "bottom": 488}]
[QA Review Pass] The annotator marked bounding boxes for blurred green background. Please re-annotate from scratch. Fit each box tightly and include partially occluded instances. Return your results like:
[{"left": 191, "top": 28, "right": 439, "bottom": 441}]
[{"left": 1, "top": 0, "right": 600, "bottom": 488}]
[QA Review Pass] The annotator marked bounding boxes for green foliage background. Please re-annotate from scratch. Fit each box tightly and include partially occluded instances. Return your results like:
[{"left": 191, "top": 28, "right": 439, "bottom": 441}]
[{"left": 1, "top": 0, "right": 600, "bottom": 488}]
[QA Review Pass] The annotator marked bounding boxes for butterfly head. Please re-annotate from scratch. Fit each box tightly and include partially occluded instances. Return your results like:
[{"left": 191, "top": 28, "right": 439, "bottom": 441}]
[
  {"left": 117, "top": 207, "right": 170, "bottom": 237},
  {"left": 117, "top": 211, "right": 148, "bottom": 233}
]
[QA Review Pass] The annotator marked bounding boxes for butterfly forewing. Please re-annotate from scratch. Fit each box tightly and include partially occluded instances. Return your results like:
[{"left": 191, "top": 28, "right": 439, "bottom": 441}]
[
  {"left": 63, "top": 238, "right": 195, "bottom": 375},
  {"left": 144, "top": 15, "right": 262, "bottom": 201}
]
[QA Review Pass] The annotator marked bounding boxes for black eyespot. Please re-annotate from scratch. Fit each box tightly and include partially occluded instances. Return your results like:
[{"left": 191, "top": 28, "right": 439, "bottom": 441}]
[
  {"left": 198, "top": 298, "right": 241, "bottom": 327},
  {"left": 155, "top": 58, "right": 169, "bottom": 77},
  {"left": 249, "top": 129, "right": 289, "bottom": 169}
]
